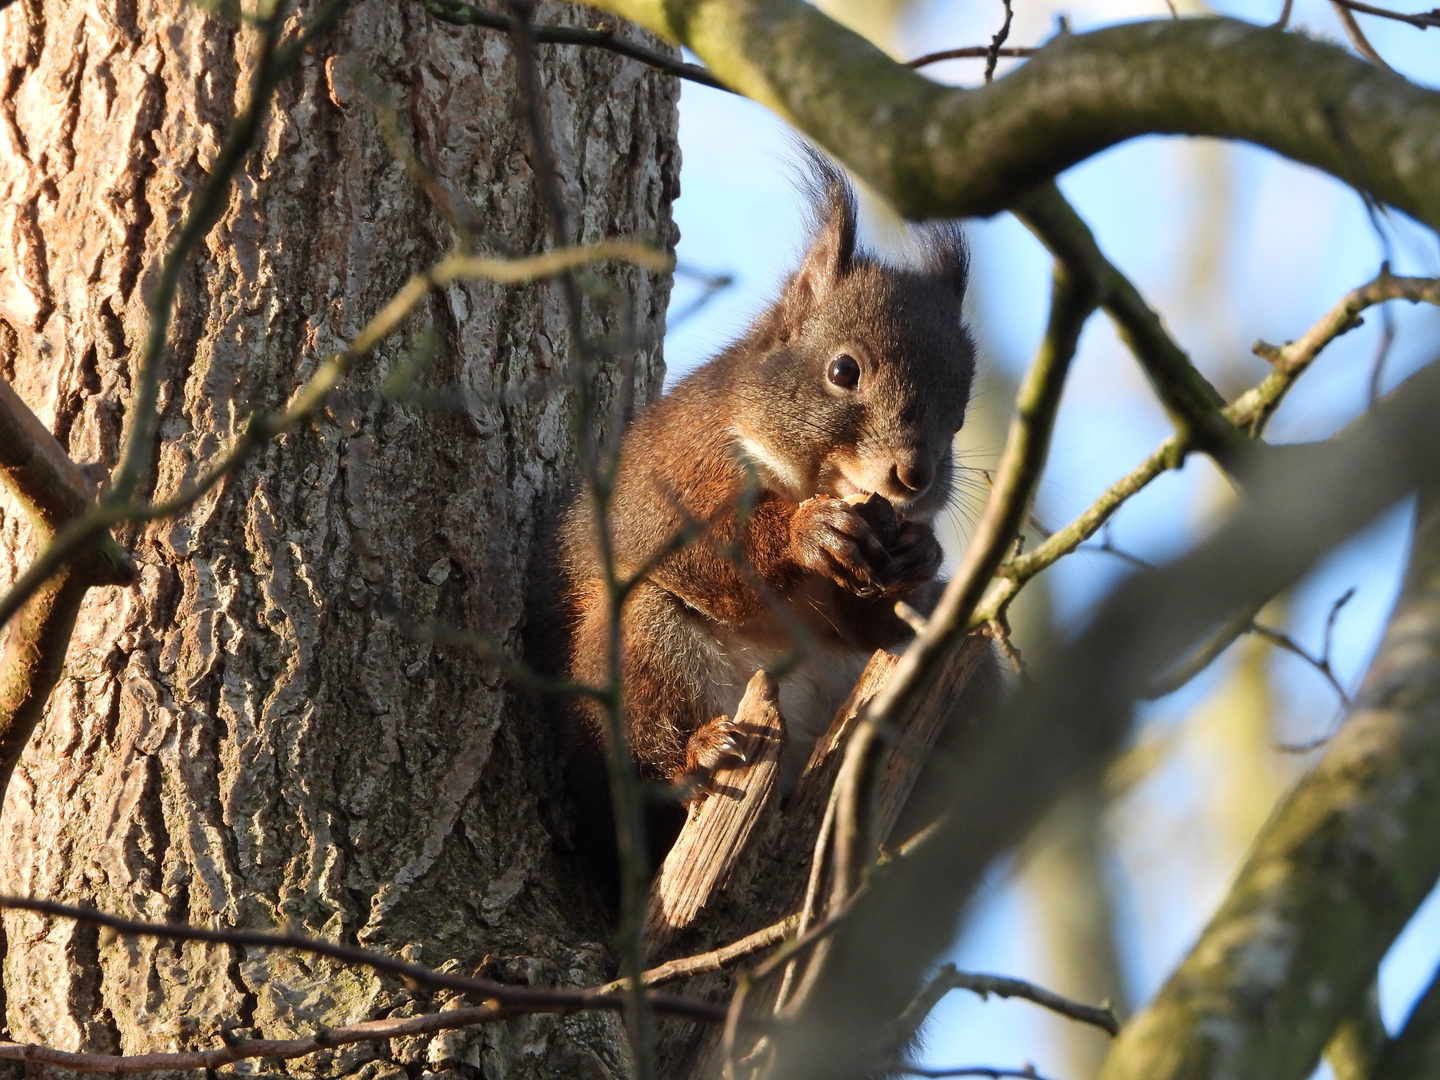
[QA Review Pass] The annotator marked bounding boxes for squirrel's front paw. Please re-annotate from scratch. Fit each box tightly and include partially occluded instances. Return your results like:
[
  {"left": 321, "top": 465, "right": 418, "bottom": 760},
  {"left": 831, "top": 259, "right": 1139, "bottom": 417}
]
[
  {"left": 680, "top": 715, "right": 747, "bottom": 798},
  {"left": 791, "top": 495, "right": 892, "bottom": 598},
  {"left": 879, "top": 519, "right": 943, "bottom": 595}
]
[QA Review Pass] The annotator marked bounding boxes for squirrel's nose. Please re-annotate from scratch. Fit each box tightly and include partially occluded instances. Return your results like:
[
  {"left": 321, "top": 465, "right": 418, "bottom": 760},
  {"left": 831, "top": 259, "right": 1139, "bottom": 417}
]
[{"left": 892, "top": 456, "right": 934, "bottom": 497}]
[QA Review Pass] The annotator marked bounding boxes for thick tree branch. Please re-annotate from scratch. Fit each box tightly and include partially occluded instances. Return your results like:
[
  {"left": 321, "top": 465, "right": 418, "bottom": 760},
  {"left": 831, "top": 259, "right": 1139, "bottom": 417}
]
[
  {"left": 848, "top": 252, "right": 1099, "bottom": 800},
  {"left": 1375, "top": 963, "right": 1440, "bottom": 1079},
  {"left": 1099, "top": 489, "right": 1440, "bottom": 1080},
  {"left": 580, "top": 2, "right": 1440, "bottom": 230},
  {"left": 1014, "top": 184, "right": 1248, "bottom": 468},
  {"left": 0, "top": 366, "right": 135, "bottom": 796},
  {"left": 761, "top": 357, "right": 1440, "bottom": 1080}
]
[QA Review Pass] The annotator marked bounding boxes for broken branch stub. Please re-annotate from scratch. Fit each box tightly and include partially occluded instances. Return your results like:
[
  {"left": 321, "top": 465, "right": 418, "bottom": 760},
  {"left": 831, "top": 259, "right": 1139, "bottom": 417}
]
[
  {"left": 644, "top": 670, "right": 787, "bottom": 951},
  {"left": 644, "top": 634, "right": 991, "bottom": 1078}
]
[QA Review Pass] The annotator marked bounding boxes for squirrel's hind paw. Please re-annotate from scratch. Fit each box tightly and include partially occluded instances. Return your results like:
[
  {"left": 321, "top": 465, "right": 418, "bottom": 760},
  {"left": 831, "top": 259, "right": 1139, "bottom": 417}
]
[{"left": 680, "top": 716, "right": 748, "bottom": 799}]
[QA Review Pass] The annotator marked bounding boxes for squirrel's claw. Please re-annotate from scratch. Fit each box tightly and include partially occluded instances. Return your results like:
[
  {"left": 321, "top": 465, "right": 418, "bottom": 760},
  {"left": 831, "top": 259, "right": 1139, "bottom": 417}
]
[{"left": 681, "top": 715, "right": 749, "bottom": 800}]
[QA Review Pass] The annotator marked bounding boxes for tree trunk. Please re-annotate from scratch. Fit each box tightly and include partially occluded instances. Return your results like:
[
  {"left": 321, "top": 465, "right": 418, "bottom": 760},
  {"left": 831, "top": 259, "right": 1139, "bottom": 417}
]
[{"left": 0, "top": 1, "right": 678, "bottom": 1075}]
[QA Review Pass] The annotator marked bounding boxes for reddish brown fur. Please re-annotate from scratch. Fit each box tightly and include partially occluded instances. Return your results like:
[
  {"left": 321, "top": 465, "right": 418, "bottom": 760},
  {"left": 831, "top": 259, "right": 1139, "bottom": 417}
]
[{"left": 555, "top": 155, "right": 978, "bottom": 888}]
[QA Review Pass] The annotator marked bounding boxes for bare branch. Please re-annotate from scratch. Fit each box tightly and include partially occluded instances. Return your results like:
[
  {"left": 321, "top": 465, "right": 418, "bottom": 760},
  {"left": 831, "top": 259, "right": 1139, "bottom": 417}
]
[
  {"left": 379, "top": 601, "right": 608, "bottom": 700},
  {"left": 1014, "top": 184, "right": 1249, "bottom": 469},
  {"left": 420, "top": 0, "right": 730, "bottom": 90},
  {"left": 0, "top": 895, "right": 724, "bottom": 1023},
  {"left": 985, "top": 0, "right": 1016, "bottom": 84},
  {"left": 892, "top": 1065, "right": 1053, "bottom": 1080},
  {"left": 669, "top": 263, "right": 738, "bottom": 326},
  {"left": 1099, "top": 488, "right": 1440, "bottom": 1080},
  {"left": 886, "top": 963, "right": 1120, "bottom": 1049},
  {"left": 0, "top": 379, "right": 129, "bottom": 582},
  {"left": 581, "top": 3, "right": 1440, "bottom": 234},
  {"left": 907, "top": 45, "right": 1038, "bottom": 68},
  {"left": 1142, "top": 600, "right": 1266, "bottom": 700},
  {"left": 1241, "top": 272, "right": 1440, "bottom": 436},
  {"left": 1331, "top": 0, "right": 1440, "bottom": 28},
  {"left": 597, "top": 915, "right": 799, "bottom": 994},
  {"left": 0, "top": 1004, "right": 518, "bottom": 1073},
  {"left": 975, "top": 271, "right": 1440, "bottom": 635},
  {"left": 1254, "top": 613, "right": 1353, "bottom": 710},
  {"left": 797, "top": 353, "right": 1440, "bottom": 1079},
  {"left": 504, "top": 4, "right": 661, "bottom": 1071},
  {"left": 855, "top": 217, "right": 1101, "bottom": 796},
  {"left": 1331, "top": 0, "right": 1399, "bottom": 67}
]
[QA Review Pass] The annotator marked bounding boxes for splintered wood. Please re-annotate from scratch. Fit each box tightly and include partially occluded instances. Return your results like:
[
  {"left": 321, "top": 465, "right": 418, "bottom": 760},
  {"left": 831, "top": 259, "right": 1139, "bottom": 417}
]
[
  {"left": 644, "top": 670, "right": 787, "bottom": 949},
  {"left": 644, "top": 633, "right": 992, "bottom": 1078},
  {"left": 642, "top": 633, "right": 991, "bottom": 956}
]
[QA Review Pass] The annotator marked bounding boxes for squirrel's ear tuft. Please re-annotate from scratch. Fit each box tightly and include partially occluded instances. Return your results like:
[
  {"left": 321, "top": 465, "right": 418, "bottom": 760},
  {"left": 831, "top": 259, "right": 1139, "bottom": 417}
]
[
  {"left": 783, "top": 147, "right": 858, "bottom": 328},
  {"left": 920, "top": 222, "right": 970, "bottom": 297}
]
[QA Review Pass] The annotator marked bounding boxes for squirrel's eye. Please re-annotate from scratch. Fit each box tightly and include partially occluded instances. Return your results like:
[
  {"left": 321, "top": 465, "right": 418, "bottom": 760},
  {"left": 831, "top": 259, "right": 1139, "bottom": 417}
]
[{"left": 827, "top": 354, "right": 861, "bottom": 389}]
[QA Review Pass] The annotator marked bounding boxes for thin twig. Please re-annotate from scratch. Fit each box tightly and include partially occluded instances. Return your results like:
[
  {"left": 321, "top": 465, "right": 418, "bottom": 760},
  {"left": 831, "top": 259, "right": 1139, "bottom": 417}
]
[
  {"left": 352, "top": 64, "right": 479, "bottom": 244},
  {"left": 986, "top": 615, "right": 1027, "bottom": 677},
  {"left": 986, "top": 0, "right": 1016, "bottom": 84},
  {"left": 1256, "top": 585, "right": 1356, "bottom": 709},
  {"left": 1330, "top": 0, "right": 1397, "bottom": 68},
  {"left": 0, "top": 895, "right": 724, "bottom": 1022},
  {"left": 974, "top": 271, "right": 1440, "bottom": 641},
  {"left": 420, "top": 0, "right": 730, "bottom": 89},
  {"left": 776, "top": 246, "right": 1100, "bottom": 1024},
  {"left": 891, "top": 1066, "right": 1052, "bottom": 1080},
  {"left": 668, "top": 263, "right": 737, "bottom": 327},
  {"left": 596, "top": 915, "right": 798, "bottom": 994},
  {"left": 503, "top": 4, "right": 655, "bottom": 1073},
  {"left": 1368, "top": 287, "right": 1399, "bottom": 407},
  {"left": 1253, "top": 624, "right": 1352, "bottom": 708},
  {"left": 379, "top": 601, "right": 606, "bottom": 699},
  {"left": 886, "top": 963, "right": 1120, "bottom": 1048},
  {"left": 0, "top": 1005, "right": 519, "bottom": 1073},
  {"left": 1275, "top": 0, "right": 1297, "bottom": 27},
  {"left": 1084, "top": 522, "right": 1155, "bottom": 571},
  {"left": 907, "top": 45, "right": 1037, "bottom": 68},
  {"left": 843, "top": 229, "right": 1102, "bottom": 870},
  {"left": 1330, "top": 0, "right": 1440, "bottom": 27},
  {"left": 1142, "top": 599, "right": 1265, "bottom": 699},
  {"left": 1014, "top": 184, "right": 1251, "bottom": 472},
  {"left": 1240, "top": 271, "right": 1438, "bottom": 436}
]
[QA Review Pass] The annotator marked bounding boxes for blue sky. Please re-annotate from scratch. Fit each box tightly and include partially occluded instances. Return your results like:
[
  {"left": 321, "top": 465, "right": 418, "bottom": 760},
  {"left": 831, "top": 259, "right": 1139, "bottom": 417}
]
[{"left": 660, "top": 1, "right": 1440, "bottom": 1075}]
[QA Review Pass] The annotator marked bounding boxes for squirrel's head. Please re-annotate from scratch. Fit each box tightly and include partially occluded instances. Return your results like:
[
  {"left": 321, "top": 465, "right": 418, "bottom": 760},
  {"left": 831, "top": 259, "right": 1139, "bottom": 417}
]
[{"left": 729, "top": 154, "right": 976, "bottom": 518}]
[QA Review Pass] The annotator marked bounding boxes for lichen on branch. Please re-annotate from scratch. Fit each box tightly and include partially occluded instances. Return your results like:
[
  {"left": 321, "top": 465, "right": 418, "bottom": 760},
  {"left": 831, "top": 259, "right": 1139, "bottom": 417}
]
[{"left": 585, "top": 0, "right": 1440, "bottom": 230}]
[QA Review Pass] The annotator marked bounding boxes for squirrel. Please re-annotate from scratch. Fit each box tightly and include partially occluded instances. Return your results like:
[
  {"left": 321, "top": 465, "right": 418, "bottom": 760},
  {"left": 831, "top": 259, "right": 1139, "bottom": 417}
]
[{"left": 554, "top": 154, "right": 980, "bottom": 889}]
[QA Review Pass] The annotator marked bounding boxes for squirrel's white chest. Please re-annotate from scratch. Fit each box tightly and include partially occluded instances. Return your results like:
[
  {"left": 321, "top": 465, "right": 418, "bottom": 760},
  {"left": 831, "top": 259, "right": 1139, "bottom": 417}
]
[{"left": 701, "top": 634, "right": 872, "bottom": 792}]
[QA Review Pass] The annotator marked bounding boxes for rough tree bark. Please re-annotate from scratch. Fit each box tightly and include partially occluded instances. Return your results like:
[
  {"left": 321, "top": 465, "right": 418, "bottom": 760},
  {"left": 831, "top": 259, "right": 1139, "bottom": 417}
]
[{"left": 0, "top": 1, "right": 678, "bottom": 1075}]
